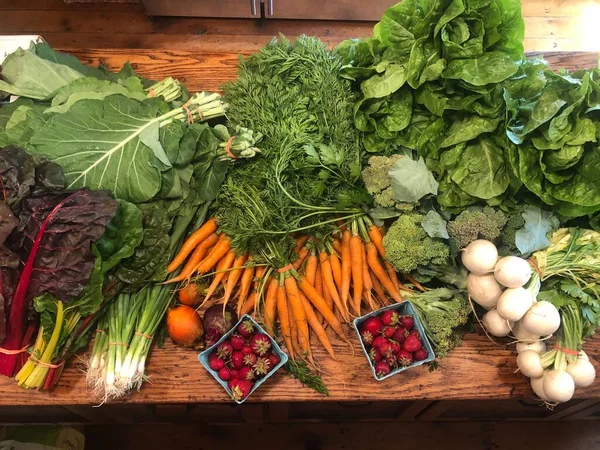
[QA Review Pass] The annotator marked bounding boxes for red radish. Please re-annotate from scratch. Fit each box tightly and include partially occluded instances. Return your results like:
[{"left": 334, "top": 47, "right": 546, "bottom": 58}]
[
  {"left": 166, "top": 305, "right": 204, "bottom": 347},
  {"left": 230, "top": 334, "right": 245, "bottom": 350},
  {"left": 403, "top": 334, "right": 422, "bottom": 352},
  {"left": 216, "top": 341, "right": 233, "bottom": 359},
  {"left": 381, "top": 310, "right": 399, "bottom": 326},
  {"left": 399, "top": 315, "right": 414, "bottom": 330},
  {"left": 397, "top": 350, "right": 413, "bottom": 367},
  {"left": 392, "top": 328, "right": 407, "bottom": 343},
  {"left": 253, "top": 357, "right": 272, "bottom": 376},
  {"left": 369, "top": 347, "right": 383, "bottom": 362},
  {"left": 218, "top": 367, "right": 231, "bottom": 381},
  {"left": 250, "top": 333, "right": 272, "bottom": 356},
  {"left": 414, "top": 349, "right": 428, "bottom": 361},
  {"left": 375, "top": 361, "right": 391, "bottom": 378},
  {"left": 209, "top": 354, "right": 225, "bottom": 371},
  {"left": 237, "top": 320, "right": 255, "bottom": 338},
  {"left": 238, "top": 366, "right": 255, "bottom": 381},
  {"left": 243, "top": 353, "right": 257, "bottom": 366},
  {"left": 231, "top": 351, "right": 244, "bottom": 369},
  {"left": 267, "top": 353, "right": 280, "bottom": 367},
  {"left": 362, "top": 317, "right": 384, "bottom": 335},
  {"left": 231, "top": 379, "right": 253, "bottom": 401}
]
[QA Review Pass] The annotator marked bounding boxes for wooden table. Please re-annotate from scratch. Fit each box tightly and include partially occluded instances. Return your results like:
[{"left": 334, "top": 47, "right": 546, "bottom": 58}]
[{"left": 1, "top": 48, "right": 600, "bottom": 423}]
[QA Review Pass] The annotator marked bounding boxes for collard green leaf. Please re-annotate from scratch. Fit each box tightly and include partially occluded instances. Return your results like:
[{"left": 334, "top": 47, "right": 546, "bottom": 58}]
[
  {"left": 422, "top": 210, "right": 449, "bottom": 239},
  {"left": 389, "top": 156, "right": 439, "bottom": 202},
  {"left": 514, "top": 205, "right": 560, "bottom": 254},
  {"left": 29, "top": 95, "right": 171, "bottom": 203}
]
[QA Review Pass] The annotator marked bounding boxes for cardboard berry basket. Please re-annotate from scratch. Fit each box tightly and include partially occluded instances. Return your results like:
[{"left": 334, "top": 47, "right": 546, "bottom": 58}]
[
  {"left": 199, "top": 314, "right": 288, "bottom": 404},
  {"left": 353, "top": 300, "right": 435, "bottom": 381}
]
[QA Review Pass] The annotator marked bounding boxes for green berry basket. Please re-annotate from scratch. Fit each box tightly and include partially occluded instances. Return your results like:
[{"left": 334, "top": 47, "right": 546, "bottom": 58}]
[
  {"left": 353, "top": 301, "right": 435, "bottom": 381},
  {"left": 199, "top": 314, "right": 288, "bottom": 404}
]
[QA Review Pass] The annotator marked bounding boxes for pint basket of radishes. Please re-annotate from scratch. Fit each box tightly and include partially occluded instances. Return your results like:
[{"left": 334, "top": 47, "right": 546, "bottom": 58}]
[
  {"left": 199, "top": 314, "right": 288, "bottom": 403},
  {"left": 353, "top": 301, "right": 435, "bottom": 380}
]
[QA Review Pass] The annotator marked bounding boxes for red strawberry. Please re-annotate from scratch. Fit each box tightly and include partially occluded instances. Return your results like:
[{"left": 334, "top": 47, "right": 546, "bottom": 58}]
[
  {"left": 228, "top": 378, "right": 240, "bottom": 390},
  {"left": 243, "top": 353, "right": 257, "bottom": 366},
  {"left": 390, "top": 340, "right": 402, "bottom": 355},
  {"left": 360, "top": 329, "right": 375, "bottom": 346},
  {"left": 218, "top": 367, "right": 231, "bottom": 381},
  {"left": 250, "top": 333, "right": 272, "bottom": 356},
  {"left": 397, "top": 350, "right": 413, "bottom": 367},
  {"left": 209, "top": 354, "right": 226, "bottom": 371},
  {"left": 241, "top": 345, "right": 254, "bottom": 355},
  {"left": 408, "top": 329, "right": 419, "bottom": 338},
  {"left": 237, "top": 319, "right": 255, "bottom": 338},
  {"left": 385, "top": 353, "right": 397, "bottom": 368},
  {"left": 267, "top": 353, "right": 280, "bottom": 367},
  {"left": 400, "top": 315, "right": 414, "bottom": 330},
  {"left": 381, "top": 310, "right": 399, "bottom": 326},
  {"left": 231, "top": 379, "right": 253, "bottom": 401},
  {"left": 382, "top": 326, "right": 396, "bottom": 338},
  {"left": 238, "top": 366, "right": 255, "bottom": 381},
  {"left": 378, "top": 340, "right": 393, "bottom": 357},
  {"left": 414, "top": 348, "right": 428, "bottom": 361},
  {"left": 392, "top": 328, "right": 407, "bottom": 344},
  {"left": 216, "top": 341, "right": 233, "bottom": 360},
  {"left": 403, "top": 334, "right": 422, "bottom": 352},
  {"left": 253, "top": 357, "right": 272, "bottom": 377},
  {"left": 231, "top": 351, "right": 245, "bottom": 369},
  {"left": 230, "top": 334, "right": 245, "bottom": 351},
  {"left": 230, "top": 369, "right": 239, "bottom": 378},
  {"left": 362, "top": 316, "right": 384, "bottom": 335},
  {"left": 374, "top": 361, "right": 391, "bottom": 378},
  {"left": 372, "top": 335, "right": 388, "bottom": 350},
  {"left": 369, "top": 347, "right": 383, "bottom": 363}
]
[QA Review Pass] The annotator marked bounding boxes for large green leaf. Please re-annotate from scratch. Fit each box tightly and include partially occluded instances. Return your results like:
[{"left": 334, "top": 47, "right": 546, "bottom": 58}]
[{"left": 29, "top": 95, "right": 171, "bottom": 203}]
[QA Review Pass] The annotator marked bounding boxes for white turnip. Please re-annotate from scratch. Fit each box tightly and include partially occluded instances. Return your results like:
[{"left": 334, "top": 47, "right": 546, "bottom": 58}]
[
  {"left": 494, "top": 256, "right": 532, "bottom": 288},
  {"left": 511, "top": 320, "right": 540, "bottom": 342},
  {"left": 461, "top": 240, "right": 498, "bottom": 275},
  {"left": 566, "top": 357, "right": 596, "bottom": 388},
  {"left": 520, "top": 301, "right": 560, "bottom": 336},
  {"left": 467, "top": 273, "right": 503, "bottom": 309},
  {"left": 531, "top": 374, "right": 550, "bottom": 401},
  {"left": 543, "top": 370, "right": 575, "bottom": 403},
  {"left": 496, "top": 287, "right": 534, "bottom": 322},
  {"left": 517, "top": 350, "right": 544, "bottom": 378},
  {"left": 516, "top": 341, "right": 546, "bottom": 354},
  {"left": 482, "top": 309, "right": 513, "bottom": 337}
]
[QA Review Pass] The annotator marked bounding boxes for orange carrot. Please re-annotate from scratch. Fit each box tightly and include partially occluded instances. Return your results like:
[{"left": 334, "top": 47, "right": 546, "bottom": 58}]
[
  {"left": 350, "top": 234, "right": 364, "bottom": 315},
  {"left": 368, "top": 223, "right": 386, "bottom": 258},
  {"left": 361, "top": 248, "right": 376, "bottom": 311},
  {"left": 164, "top": 234, "right": 225, "bottom": 284},
  {"left": 289, "top": 299, "right": 299, "bottom": 356},
  {"left": 329, "top": 251, "right": 343, "bottom": 292},
  {"left": 263, "top": 278, "right": 279, "bottom": 335},
  {"left": 370, "top": 270, "right": 388, "bottom": 305},
  {"left": 223, "top": 254, "right": 248, "bottom": 305},
  {"left": 300, "top": 292, "right": 336, "bottom": 359},
  {"left": 332, "top": 239, "right": 342, "bottom": 254},
  {"left": 174, "top": 232, "right": 218, "bottom": 279},
  {"left": 305, "top": 253, "right": 319, "bottom": 285},
  {"left": 319, "top": 252, "right": 348, "bottom": 321},
  {"left": 194, "top": 235, "right": 231, "bottom": 275},
  {"left": 240, "top": 292, "right": 257, "bottom": 316},
  {"left": 292, "top": 246, "right": 310, "bottom": 270},
  {"left": 295, "top": 235, "right": 309, "bottom": 251},
  {"left": 384, "top": 261, "right": 400, "bottom": 292},
  {"left": 236, "top": 263, "right": 255, "bottom": 316},
  {"left": 366, "top": 242, "right": 402, "bottom": 302},
  {"left": 167, "top": 218, "right": 217, "bottom": 273},
  {"left": 203, "top": 251, "right": 236, "bottom": 303},
  {"left": 297, "top": 276, "right": 348, "bottom": 341},
  {"left": 340, "top": 230, "right": 352, "bottom": 309},
  {"left": 285, "top": 276, "right": 310, "bottom": 356},
  {"left": 277, "top": 284, "right": 295, "bottom": 359},
  {"left": 405, "top": 272, "right": 426, "bottom": 292},
  {"left": 321, "top": 269, "right": 333, "bottom": 312}
]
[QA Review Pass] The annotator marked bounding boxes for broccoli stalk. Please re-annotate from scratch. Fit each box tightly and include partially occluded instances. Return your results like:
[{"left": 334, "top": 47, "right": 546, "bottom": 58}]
[{"left": 403, "top": 288, "right": 471, "bottom": 358}]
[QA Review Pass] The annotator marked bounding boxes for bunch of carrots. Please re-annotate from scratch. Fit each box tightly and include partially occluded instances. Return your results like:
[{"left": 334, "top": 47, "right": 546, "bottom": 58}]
[{"left": 166, "top": 215, "right": 406, "bottom": 364}]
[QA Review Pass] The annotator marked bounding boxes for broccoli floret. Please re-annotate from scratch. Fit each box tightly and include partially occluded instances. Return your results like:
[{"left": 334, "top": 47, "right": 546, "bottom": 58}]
[
  {"left": 499, "top": 206, "right": 527, "bottom": 253},
  {"left": 361, "top": 155, "right": 410, "bottom": 210},
  {"left": 447, "top": 206, "right": 508, "bottom": 249},
  {"left": 404, "top": 288, "right": 471, "bottom": 358},
  {"left": 383, "top": 213, "right": 449, "bottom": 273}
]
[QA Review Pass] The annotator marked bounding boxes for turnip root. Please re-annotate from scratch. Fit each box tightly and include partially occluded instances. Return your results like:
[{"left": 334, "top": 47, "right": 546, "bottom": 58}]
[
  {"left": 516, "top": 341, "right": 546, "bottom": 354},
  {"left": 496, "top": 287, "right": 534, "bottom": 322},
  {"left": 531, "top": 374, "right": 550, "bottom": 401},
  {"left": 543, "top": 370, "right": 575, "bottom": 403},
  {"left": 511, "top": 320, "right": 540, "bottom": 342},
  {"left": 494, "top": 256, "right": 532, "bottom": 288},
  {"left": 520, "top": 301, "right": 560, "bottom": 336},
  {"left": 461, "top": 240, "right": 498, "bottom": 275},
  {"left": 566, "top": 357, "right": 596, "bottom": 388},
  {"left": 579, "top": 351, "right": 589, "bottom": 361},
  {"left": 517, "top": 350, "right": 544, "bottom": 378},
  {"left": 467, "top": 273, "right": 503, "bottom": 309},
  {"left": 482, "top": 309, "right": 513, "bottom": 337}
]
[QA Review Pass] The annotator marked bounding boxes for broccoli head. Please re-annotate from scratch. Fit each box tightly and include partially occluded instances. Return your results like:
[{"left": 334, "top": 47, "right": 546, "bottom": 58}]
[
  {"left": 383, "top": 213, "right": 450, "bottom": 273},
  {"left": 404, "top": 288, "right": 471, "bottom": 358},
  {"left": 499, "top": 206, "right": 527, "bottom": 254},
  {"left": 361, "top": 154, "right": 412, "bottom": 210},
  {"left": 447, "top": 206, "right": 508, "bottom": 249}
]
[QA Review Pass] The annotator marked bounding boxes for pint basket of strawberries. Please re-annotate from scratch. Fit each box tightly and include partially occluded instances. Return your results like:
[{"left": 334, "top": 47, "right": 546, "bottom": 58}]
[
  {"left": 353, "top": 301, "right": 435, "bottom": 380},
  {"left": 199, "top": 314, "right": 288, "bottom": 403}
]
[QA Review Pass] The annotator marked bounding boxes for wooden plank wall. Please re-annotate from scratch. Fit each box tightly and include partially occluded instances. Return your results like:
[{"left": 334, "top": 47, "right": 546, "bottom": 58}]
[{"left": 0, "top": 0, "right": 599, "bottom": 53}]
